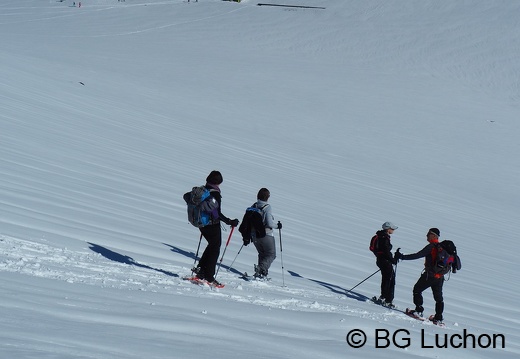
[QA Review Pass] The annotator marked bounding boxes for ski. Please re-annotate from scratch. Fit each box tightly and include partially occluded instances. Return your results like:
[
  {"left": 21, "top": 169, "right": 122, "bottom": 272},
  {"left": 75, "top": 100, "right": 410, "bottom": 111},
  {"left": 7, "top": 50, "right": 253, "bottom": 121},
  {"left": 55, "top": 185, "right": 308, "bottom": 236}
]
[
  {"left": 405, "top": 308, "right": 426, "bottom": 321},
  {"left": 183, "top": 276, "right": 225, "bottom": 288},
  {"left": 239, "top": 272, "right": 271, "bottom": 282},
  {"left": 183, "top": 276, "right": 205, "bottom": 285},
  {"left": 427, "top": 314, "right": 446, "bottom": 327},
  {"left": 370, "top": 296, "right": 397, "bottom": 309},
  {"left": 405, "top": 308, "right": 445, "bottom": 327},
  {"left": 239, "top": 272, "right": 253, "bottom": 281}
]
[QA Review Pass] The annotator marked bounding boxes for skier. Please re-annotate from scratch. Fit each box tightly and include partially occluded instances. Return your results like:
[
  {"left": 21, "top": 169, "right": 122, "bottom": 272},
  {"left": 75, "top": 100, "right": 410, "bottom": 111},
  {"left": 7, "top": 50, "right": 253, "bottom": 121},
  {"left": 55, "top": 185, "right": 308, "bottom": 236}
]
[
  {"left": 251, "top": 188, "right": 282, "bottom": 279},
  {"left": 371, "top": 221, "right": 398, "bottom": 308},
  {"left": 192, "top": 171, "right": 239, "bottom": 287},
  {"left": 394, "top": 227, "right": 446, "bottom": 324}
]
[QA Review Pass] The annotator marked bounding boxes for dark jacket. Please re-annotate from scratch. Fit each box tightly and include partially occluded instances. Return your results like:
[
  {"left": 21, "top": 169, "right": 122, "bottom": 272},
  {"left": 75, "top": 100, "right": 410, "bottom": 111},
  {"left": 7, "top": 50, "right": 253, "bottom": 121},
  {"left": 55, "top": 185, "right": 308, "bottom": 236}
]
[
  {"left": 375, "top": 230, "right": 394, "bottom": 262},
  {"left": 401, "top": 241, "right": 438, "bottom": 275},
  {"left": 204, "top": 184, "right": 232, "bottom": 226}
]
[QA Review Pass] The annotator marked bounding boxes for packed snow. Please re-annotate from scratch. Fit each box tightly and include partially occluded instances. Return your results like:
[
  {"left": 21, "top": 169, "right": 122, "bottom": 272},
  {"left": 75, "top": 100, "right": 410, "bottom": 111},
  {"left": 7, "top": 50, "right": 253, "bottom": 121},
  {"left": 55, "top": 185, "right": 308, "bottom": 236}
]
[{"left": 1, "top": 0, "right": 519, "bottom": 358}]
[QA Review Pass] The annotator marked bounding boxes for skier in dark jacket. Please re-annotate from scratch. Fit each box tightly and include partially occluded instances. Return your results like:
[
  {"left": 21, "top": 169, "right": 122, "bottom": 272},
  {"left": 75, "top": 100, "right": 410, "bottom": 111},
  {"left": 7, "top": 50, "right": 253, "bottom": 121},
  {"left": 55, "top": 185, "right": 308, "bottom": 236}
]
[
  {"left": 394, "top": 227, "right": 445, "bottom": 324},
  {"left": 373, "top": 221, "right": 398, "bottom": 308},
  {"left": 193, "top": 171, "right": 238, "bottom": 287}
]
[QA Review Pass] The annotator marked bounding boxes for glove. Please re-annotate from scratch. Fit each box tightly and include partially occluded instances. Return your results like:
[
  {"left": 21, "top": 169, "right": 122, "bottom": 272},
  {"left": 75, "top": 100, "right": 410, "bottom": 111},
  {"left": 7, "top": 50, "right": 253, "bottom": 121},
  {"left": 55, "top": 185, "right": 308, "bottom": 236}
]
[
  {"left": 229, "top": 218, "right": 239, "bottom": 227},
  {"left": 277, "top": 221, "right": 282, "bottom": 230},
  {"left": 394, "top": 248, "right": 403, "bottom": 262},
  {"left": 243, "top": 237, "right": 251, "bottom": 246}
]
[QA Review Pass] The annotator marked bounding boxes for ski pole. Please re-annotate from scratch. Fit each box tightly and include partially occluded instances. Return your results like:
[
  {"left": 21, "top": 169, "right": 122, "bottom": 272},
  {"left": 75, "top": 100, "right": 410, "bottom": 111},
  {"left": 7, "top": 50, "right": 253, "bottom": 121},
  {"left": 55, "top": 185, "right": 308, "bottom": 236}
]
[
  {"left": 278, "top": 222, "right": 285, "bottom": 287},
  {"left": 392, "top": 247, "right": 400, "bottom": 282},
  {"left": 227, "top": 244, "right": 244, "bottom": 271},
  {"left": 346, "top": 269, "right": 380, "bottom": 293},
  {"left": 215, "top": 226, "right": 235, "bottom": 278},
  {"left": 191, "top": 233, "right": 203, "bottom": 275}
]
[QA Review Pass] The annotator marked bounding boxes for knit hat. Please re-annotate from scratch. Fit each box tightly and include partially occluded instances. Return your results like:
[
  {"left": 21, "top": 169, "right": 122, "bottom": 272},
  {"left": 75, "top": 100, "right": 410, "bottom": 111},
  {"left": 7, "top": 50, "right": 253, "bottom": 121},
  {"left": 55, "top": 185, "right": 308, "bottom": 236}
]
[
  {"left": 382, "top": 222, "right": 398, "bottom": 230},
  {"left": 428, "top": 228, "right": 440, "bottom": 237},
  {"left": 206, "top": 170, "right": 223, "bottom": 185}
]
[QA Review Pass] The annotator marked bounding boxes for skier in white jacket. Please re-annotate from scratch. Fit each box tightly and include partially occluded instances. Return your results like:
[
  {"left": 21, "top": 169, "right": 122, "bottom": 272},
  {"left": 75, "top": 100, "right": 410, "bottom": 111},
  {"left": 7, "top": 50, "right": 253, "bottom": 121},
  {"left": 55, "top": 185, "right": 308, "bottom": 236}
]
[{"left": 252, "top": 188, "right": 282, "bottom": 279}]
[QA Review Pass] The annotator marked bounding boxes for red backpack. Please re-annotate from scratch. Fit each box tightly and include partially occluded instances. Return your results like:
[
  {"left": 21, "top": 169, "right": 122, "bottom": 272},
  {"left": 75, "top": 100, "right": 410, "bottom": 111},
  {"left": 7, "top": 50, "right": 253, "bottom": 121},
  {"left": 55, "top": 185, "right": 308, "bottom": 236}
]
[{"left": 369, "top": 234, "right": 381, "bottom": 256}]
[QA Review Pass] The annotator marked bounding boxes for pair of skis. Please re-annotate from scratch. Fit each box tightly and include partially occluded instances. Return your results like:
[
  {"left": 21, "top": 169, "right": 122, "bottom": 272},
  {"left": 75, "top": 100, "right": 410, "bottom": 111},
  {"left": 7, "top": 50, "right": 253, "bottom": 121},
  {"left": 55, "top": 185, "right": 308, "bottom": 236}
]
[
  {"left": 370, "top": 297, "right": 445, "bottom": 327},
  {"left": 184, "top": 271, "right": 270, "bottom": 288},
  {"left": 404, "top": 308, "right": 445, "bottom": 327},
  {"left": 239, "top": 272, "right": 271, "bottom": 282}
]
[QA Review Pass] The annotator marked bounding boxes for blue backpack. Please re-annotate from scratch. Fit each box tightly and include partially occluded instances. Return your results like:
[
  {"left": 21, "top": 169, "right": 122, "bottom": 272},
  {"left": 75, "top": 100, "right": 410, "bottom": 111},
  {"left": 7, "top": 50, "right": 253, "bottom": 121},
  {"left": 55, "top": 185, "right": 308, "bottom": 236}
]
[{"left": 183, "top": 186, "right": 219, "bottom": 228}]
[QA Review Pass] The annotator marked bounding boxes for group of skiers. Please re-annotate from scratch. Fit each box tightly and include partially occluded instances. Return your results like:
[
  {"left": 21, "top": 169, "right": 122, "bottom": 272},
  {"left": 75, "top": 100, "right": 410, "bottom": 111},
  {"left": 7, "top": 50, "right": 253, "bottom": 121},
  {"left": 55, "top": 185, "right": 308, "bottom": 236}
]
[
  {"left": 187, "top": 171, "right": 456, "bottom": 324},
  {"left": 189, "top": 170, "right": 282, "bottom": 288},
  {"left": 372, "top": 222, "right": 454, "bottom": 324}
]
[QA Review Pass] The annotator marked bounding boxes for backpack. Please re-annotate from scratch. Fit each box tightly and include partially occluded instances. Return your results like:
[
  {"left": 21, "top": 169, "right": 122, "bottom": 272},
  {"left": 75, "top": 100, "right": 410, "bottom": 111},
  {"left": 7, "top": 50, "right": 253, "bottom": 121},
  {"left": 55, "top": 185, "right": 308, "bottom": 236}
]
[
  {"left": 238, "top": 204, "right": 267, "bottom": 245},
  {"left": 369, "top": 234, "right": 380, "bottom": 256},
  {"left": 431, "top": 240, "right": 461, "bottom": 275},
  {"left": 183, "top": 186, "right": 219, "bottom": 228}
]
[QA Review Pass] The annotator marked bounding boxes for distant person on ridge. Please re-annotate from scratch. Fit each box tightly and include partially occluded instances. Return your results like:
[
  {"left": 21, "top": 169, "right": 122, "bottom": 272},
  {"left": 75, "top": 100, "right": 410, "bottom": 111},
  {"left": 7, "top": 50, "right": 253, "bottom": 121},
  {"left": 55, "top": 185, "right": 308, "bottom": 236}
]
[{"left": 370, "top": 221, "right": 398, "bottom": 308}]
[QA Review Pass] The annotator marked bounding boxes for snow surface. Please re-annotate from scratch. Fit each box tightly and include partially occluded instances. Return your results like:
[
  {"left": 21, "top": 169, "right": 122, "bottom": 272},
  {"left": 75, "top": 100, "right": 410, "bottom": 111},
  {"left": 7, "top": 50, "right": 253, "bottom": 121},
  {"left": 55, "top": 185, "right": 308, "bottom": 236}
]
[{"left": 1, "top": 0, "right": 519, "bottom": 358}]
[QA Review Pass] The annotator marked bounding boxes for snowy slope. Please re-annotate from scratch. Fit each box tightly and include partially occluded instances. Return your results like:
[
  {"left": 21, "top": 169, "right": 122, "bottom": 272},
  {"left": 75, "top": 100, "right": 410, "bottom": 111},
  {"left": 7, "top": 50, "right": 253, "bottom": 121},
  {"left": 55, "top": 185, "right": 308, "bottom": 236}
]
[{"left": 1, "top": 0, "right": 519, "bottom": 358}]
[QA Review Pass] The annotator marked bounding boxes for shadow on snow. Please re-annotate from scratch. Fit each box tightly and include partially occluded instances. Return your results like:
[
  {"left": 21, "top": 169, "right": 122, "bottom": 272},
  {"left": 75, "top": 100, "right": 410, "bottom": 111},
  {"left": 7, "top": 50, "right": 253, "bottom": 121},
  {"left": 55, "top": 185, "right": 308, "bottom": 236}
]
[
  {"left": 163, "top": 243, "right": 243, "bottom": 276},
  {"left": 88, "top": 242, "right": 178, "bottom": 277},
  {"left": 287, "top": 270, "right": 369, "bottom": 302}
]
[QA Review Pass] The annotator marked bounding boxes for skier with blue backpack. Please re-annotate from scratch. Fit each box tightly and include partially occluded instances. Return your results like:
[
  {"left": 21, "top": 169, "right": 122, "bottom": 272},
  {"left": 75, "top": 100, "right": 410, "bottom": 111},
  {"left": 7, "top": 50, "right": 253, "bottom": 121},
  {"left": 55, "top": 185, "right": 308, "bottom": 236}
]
[{"left": 184, "top": 171, "right": 239, "bottom": 287}]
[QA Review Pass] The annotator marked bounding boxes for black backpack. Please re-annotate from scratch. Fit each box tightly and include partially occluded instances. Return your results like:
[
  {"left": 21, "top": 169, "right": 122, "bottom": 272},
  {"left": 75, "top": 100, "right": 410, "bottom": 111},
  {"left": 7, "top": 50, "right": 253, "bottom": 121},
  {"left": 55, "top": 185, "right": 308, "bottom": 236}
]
[
  {"left": 238, "top": 204, "right": 267, "bottom": 245},
  {"left": 432, "top": 240, "right": 461, "bottom": 275}
]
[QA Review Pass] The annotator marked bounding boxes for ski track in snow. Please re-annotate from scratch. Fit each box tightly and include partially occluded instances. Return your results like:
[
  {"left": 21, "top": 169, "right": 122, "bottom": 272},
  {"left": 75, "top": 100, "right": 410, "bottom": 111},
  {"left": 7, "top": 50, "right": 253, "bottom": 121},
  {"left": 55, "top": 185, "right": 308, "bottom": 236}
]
[{"left": 0, "top": 234, "right": 428, "bottom": 326}]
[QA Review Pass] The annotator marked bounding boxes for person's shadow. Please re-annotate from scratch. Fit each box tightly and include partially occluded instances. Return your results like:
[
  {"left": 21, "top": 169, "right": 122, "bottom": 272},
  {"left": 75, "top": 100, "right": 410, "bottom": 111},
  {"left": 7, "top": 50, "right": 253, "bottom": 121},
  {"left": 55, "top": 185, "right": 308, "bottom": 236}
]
[
  {"left": 163, "top": 243, "right": 198, "bottom": 261},
  {"left": 163, "top": 243, "right": 243, "bottom": 275},
  {"left": 88, "top": 243, "right": 178, "bottom": 277},
  {"left": 287, "top": 270, "right": 369, "bottom": 302}
]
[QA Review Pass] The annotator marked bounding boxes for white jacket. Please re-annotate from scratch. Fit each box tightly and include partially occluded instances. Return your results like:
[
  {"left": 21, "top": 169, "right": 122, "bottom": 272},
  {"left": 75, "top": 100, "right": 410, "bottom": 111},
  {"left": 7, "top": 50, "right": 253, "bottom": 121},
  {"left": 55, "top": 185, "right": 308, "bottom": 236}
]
[{"left": 255, "top": 200, "right": 277, "bottom": 236}]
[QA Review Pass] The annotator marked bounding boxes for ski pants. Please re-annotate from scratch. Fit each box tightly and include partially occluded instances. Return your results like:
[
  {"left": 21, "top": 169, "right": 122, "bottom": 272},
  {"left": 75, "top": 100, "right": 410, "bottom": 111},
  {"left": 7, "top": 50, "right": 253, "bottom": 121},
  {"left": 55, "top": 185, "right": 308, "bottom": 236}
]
[
  {"left": 198, "top": 224, "right": 222, "bottom": 282},
  {"left": 376, "top": 258, "right": 395, "bottom": 303},
  {"left": 412, "top": 272, "right": 445, "bottom": 320},
  {"left": 253, "top": 234, "right": 276, "bottom": 276}
]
